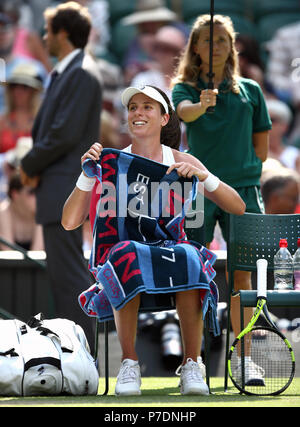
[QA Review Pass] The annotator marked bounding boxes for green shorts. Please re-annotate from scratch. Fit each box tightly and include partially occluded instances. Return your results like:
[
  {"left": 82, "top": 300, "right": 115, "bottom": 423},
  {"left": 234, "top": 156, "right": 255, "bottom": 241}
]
[{"left": 204, "top": 185, "right": 265, "bottom": 243}]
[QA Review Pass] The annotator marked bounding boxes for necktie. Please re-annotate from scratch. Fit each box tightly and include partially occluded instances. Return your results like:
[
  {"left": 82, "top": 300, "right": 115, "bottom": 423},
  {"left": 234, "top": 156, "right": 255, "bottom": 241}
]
[{"left": 46, "top": 70, "right": 59, "bottom": 93}]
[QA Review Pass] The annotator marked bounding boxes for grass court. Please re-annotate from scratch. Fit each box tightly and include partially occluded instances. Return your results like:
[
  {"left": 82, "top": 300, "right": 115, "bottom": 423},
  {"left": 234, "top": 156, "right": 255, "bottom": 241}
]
[{"left": 0, "top": 377, "right": 299, "bottom": 407}]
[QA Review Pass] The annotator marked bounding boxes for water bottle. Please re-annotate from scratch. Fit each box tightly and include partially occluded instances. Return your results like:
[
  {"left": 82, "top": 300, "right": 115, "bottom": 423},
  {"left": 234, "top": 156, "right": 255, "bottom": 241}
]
[
  {"left": 273, "top": 238, "right": 293, "bottom": 290},
  {"left": 293, "top": 238, "right": 300, "bottom": 290}
]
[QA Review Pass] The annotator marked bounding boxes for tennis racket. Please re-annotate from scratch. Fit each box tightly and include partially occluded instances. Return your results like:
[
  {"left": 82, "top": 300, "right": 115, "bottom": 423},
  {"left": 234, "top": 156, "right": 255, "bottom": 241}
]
[{"left": 228, "top": 258, "right": 295, "bottom": 396}]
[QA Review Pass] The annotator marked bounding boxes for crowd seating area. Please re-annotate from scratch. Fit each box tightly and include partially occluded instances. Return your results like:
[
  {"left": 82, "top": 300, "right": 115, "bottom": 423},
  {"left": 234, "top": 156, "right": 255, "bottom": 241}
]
[{"left": 104, "top": 0, "right": 300, "bottom": 65}]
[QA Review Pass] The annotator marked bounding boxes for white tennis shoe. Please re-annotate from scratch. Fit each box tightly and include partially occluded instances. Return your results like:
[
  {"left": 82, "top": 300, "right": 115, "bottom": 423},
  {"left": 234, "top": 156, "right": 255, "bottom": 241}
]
[
  {"left": 178, "top": 358, "right": 209, "bottom": 395},
  {"left": 234, "top": 358, "right": 265, "bottom": 387},
  {"left": 115, "top": 359, "right": 141, "bottom": 396}
]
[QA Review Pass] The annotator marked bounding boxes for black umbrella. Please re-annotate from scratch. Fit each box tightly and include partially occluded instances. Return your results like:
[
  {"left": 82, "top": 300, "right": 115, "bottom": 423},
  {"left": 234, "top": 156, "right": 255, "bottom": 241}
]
[{"left": 206, "top": 0, "right": 215, "bottom": 113}]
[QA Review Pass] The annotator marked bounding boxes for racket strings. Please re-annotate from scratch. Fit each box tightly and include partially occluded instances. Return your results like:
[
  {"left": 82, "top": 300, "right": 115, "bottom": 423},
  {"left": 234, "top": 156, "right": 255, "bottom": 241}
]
[{"left": 230, "top": 327, "right": 294, "bottom": 395}]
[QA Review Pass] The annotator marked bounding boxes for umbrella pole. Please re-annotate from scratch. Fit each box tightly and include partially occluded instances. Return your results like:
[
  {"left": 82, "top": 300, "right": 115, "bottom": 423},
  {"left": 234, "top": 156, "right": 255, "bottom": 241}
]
[{"left": 206, "top": 0, "right": 215, "bottom": 113}]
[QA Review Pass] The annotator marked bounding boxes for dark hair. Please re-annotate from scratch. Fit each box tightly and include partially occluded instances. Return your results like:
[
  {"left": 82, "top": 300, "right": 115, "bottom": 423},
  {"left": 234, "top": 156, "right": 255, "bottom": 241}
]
[
  {"left": 147, "top": 86, "right": 181, "bottom": 150},
  {"left": 45, "top": 2, "right": 91, "bottom": 49},
  {"left": 8, "top": 173, "right": 23, "bottom": 199},
  {"left": 236, "top": 34, "right": 264, "bottom": 71},
  {"left": 261, "top": 174, "right": 297, "bottom": 203}
]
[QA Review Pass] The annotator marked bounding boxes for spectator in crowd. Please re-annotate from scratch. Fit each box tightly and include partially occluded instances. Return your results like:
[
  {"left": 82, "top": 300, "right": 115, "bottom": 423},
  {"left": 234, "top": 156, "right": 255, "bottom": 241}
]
[
  {"left": 97, "top": 57, "right": 123, "bottom": 113},
  {"left": 172, "top": 14, "right": 271, "bottom": 383},
  {"left": 0, "top": 62, "right": 43, "bottom": 154},
  {"left": 0, "top": 171, "right": 44, "bottom": 251},
  {"left": 73, "top": 0, "right": 111, "bottom": 58},
  {"left": 121, "top": 0, "right": 178, "bottom": 85},
  {"left": 235, "top": 34, "right": 265, "bottom": 92},
  {"left": 0, "top": 11, "right": 47, "bottom": 114},
  {"left": 266, "top": 20, "right": 300, "bottom": 142},
  {"left": 0, "top": 62, "right": 43, "bottom": 202},
  {"left": 25, "top": 0, "right": 53, "bottom": 34},
  {"left": 20, "top": 1, "right": 102, "bottom": 349},
  {"left": 131, "top": 25, "right": 186, "bottom": 102},
  {"left": 0, "top": 0, "right": 52, "bottom": 72},
  {"left": 131, "top": 25, "right": 187, "bottom": 151},
  {"left": 266, "top": 98, "right": 300, "bottom": 173},
  {"left": 261, "top": 168, "right": 299, "bottom": 215},
  {"left": 0, "top": 136, "right": 33, "bottom": 202}
]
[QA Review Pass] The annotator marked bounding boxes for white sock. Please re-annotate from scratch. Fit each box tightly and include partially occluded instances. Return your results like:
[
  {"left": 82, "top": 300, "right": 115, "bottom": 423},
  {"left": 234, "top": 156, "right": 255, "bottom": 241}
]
[{"left": 237, "top": 356, "right": 251, "bottom": 363}]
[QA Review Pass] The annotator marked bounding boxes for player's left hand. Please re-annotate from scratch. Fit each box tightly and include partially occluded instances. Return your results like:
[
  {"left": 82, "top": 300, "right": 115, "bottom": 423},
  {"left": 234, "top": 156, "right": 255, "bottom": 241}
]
[{"left": 167, "top": 162, "right": 209, "bottom": 181}]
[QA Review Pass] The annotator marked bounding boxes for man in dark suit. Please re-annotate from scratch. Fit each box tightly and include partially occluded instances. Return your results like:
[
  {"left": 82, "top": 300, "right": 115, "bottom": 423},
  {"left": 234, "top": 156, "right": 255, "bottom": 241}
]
[{"left": 20, "top": 2, "right": 102, "bottom": 349}]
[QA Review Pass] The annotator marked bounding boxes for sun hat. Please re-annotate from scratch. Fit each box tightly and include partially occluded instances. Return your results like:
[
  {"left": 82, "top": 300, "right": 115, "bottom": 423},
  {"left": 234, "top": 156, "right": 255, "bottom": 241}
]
[
  {"left": 5, "top": 63, "right": 44, "bottom": 91},
  {"left": 122, "top": 0, "right": 177, "bottom": 26},
  {"left": 121, "top": 85, "right": 169, "bottom": 114}
]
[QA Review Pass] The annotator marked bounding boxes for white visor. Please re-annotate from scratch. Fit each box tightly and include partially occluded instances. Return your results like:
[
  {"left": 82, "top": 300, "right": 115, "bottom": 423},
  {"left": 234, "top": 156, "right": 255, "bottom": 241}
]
[{"left": 121, "top": 85, "right": 169, "bottom": 114}]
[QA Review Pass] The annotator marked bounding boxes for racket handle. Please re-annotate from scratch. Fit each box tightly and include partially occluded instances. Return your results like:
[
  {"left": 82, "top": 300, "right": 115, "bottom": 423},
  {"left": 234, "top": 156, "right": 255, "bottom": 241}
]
[
  {"left": 256, "top": 258, "right": 268, "bottom": 299},
  {"left": 207, "top": 79, "right": 215, "bottom": 114}
]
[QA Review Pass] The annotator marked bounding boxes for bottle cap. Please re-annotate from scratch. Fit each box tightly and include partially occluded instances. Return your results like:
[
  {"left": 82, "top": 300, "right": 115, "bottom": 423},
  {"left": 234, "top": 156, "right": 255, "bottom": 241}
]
[{"left": 279, "top": 238, "right": 288, "bottom": 248}]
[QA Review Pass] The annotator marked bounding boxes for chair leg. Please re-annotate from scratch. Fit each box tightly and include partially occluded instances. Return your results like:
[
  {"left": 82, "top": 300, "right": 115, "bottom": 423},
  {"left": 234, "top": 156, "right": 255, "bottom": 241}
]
[
  {"left": 94, "top": 320, "right": 110, "bottom": 395},
  {"left": 224, "top": 291, "right": 232, "bottom": 391},
  {"left": 103, "top": 321, "right": 109, "bottom": 395},
  {"left": 94, "top": 319, "right": 99, "bottom": 361},
  {"left": 204, "top": 313, "right": 210, "bottom": 393}
]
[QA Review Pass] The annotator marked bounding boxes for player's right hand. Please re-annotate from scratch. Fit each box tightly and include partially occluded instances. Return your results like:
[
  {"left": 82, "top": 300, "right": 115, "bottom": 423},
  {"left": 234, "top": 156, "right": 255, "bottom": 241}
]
[{"left": 81, "top": 142, "right": 103, "bottom": 165}]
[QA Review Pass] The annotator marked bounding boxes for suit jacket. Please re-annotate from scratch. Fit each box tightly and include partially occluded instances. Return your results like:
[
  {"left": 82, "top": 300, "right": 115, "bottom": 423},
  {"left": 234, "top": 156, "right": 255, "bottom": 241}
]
[{"left": 21, "top": 51, "right": 102, "bottom": 225}]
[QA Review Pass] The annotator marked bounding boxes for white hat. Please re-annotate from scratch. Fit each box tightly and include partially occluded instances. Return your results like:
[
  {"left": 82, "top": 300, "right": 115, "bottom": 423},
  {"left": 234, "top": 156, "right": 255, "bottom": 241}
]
[
  {"left": 121, "top": 85, "right": 169, "bottom": 114},
  {"left": 122, "top": 0, "right": 177, "bottom": 26},
  {"left": 5, "top": 63, "right": 44, "bottom": 91},
  {"left": 266, "top": 98, "right": 292, "bottom": 124}
]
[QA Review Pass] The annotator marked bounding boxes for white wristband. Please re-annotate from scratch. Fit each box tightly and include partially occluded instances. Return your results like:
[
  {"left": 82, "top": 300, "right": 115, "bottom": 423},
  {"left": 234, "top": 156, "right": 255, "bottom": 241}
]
[
  {"left": 203, "top": 173, "right": 220, "bottom": 192},
  {"left": 76, "top": 172, "right": 96, "bottom": 192}
]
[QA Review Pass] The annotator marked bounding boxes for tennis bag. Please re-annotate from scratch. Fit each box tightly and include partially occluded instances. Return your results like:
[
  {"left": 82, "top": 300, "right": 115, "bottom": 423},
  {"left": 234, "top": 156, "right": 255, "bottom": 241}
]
[{"left": 0, "top": 315, "right": 99, "bottom": 396}]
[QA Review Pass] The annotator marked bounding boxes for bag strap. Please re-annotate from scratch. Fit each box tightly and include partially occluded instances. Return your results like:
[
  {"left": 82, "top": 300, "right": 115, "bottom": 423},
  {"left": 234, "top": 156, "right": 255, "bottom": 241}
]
[
  {"left": 27, "top": 316, "right": 60, "bottom": 339},
  {"left": 26, "top": 315, "right": 74, "bottom": 353},
  {"left": 61, "top": 347, "right": 73, "bottom": 353},
  {"left": 0, "top": 348, "right": 18, "bottom": 357},
  {"left": 24, "top": 357, "right": 62, "bottom": 372},
  {"left": 35, "top": 326, "right": 59, "bottom": 339},
  {"left": 20, "top": 325, "right": 27, "bottom": 335}
]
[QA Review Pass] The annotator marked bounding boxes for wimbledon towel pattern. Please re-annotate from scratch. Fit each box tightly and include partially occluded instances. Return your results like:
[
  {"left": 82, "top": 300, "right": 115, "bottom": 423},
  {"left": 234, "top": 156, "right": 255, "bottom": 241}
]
[{"left": 78, "top": 149, "right": 220, "bottom": 335}]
